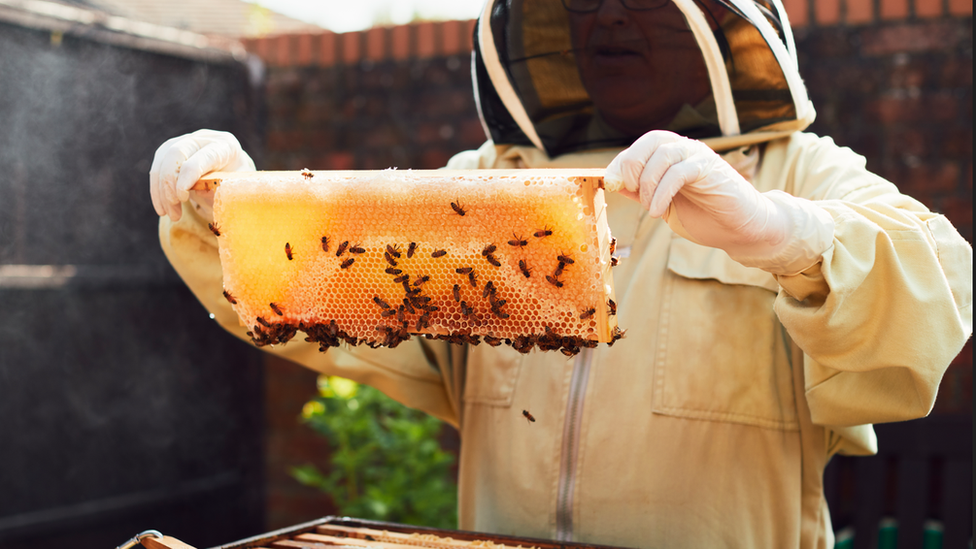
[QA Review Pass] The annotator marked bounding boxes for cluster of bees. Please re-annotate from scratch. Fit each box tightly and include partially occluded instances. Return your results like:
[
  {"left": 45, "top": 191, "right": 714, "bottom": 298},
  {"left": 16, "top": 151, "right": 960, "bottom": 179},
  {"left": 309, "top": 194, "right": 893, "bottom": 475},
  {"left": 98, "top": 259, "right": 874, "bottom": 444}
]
[{"left": 214, "top": 196, "right": 623, "bottom": 356}]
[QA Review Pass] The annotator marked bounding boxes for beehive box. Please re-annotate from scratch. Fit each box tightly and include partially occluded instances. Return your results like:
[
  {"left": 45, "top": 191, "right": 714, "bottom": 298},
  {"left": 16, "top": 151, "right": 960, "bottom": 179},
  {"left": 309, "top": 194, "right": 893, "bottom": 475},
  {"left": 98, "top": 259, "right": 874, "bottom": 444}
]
[
  {"left": 140, "top": 515, "right": 635, "bottom": 548},
  {"left": 201, "top": 169, "right": 620, "bottom": 356}
]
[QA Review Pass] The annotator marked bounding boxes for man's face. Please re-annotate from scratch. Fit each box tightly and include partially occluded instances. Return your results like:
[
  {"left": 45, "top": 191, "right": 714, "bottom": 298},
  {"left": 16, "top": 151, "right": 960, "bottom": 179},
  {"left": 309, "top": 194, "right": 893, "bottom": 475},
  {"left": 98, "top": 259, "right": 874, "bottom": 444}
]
[{"left": 567, "top": 0, "right": 713, "bottom": 136}]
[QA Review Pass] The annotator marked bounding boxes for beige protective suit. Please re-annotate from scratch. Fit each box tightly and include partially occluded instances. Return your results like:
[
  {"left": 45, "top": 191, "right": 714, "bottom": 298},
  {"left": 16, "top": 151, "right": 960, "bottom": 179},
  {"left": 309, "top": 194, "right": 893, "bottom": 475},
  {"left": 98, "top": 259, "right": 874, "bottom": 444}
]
[
  {"left": 158, "top": 0, "right": 972, "bottom": 545},
  {"left": 160, "top": 130, "right": 972, "bottom": 548}
]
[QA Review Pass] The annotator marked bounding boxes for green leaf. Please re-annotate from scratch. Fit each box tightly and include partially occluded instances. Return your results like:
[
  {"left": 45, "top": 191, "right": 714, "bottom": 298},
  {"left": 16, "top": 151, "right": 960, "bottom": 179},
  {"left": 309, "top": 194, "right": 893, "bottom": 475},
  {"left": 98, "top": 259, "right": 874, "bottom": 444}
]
[{"left": 292, "top": 382, "right": 457, "bottom": 528}]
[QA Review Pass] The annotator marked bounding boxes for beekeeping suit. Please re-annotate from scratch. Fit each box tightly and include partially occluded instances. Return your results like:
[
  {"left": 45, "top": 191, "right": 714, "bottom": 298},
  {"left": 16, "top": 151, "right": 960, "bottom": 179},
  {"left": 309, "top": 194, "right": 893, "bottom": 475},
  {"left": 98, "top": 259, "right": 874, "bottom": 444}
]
[{"left": 156, "top": 0, "right": 972, "bottom": 547}]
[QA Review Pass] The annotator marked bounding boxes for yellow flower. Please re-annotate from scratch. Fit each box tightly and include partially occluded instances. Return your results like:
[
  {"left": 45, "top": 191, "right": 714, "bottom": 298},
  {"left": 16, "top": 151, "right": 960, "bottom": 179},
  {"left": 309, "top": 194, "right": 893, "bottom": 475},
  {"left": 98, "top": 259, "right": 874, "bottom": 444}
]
[
  {"left": 317, "top": 375, "right": 335, "bottom": 398},
  {"left": 329, "top": 376, "right": 359, "bottom": 399},
  {"left": 302, "top": 400, "right": 325, "bottom": 419}
]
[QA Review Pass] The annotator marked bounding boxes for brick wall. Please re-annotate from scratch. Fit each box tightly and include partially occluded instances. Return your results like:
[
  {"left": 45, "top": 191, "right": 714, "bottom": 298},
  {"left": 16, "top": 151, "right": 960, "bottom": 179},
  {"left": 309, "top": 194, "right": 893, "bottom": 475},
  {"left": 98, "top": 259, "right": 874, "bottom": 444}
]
[
  {"left": 243, "top": 20, "right": 484, "bottom": 173},
  {"left": 243, "top": 6, "right": 972, "bottom": 531}
]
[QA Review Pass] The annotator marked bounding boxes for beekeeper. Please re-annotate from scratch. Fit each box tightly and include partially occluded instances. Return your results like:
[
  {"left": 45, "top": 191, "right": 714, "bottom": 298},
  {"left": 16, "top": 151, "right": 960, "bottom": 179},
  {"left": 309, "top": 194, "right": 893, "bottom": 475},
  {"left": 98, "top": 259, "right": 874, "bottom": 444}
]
[{"left": 151, "top": 0, "right": 972, "bottom": 547}]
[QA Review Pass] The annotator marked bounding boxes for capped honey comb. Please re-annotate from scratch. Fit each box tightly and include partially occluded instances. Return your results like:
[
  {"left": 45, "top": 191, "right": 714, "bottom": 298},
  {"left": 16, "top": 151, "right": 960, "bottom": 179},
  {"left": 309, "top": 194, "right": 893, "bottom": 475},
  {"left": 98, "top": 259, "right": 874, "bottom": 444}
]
[{"left": 203, "top": 169, "right": 620, "bottom": 356}]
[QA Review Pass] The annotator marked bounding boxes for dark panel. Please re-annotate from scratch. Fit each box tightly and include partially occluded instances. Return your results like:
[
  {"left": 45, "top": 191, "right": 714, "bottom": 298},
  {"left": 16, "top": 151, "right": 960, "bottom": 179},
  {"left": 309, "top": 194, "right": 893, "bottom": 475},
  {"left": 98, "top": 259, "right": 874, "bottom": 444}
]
[
  {"left": 0, "top": 18, "right": 265, "bottom": 548},
  {"left": 824, "top": 417, "right": 973, "bottom": 549}
]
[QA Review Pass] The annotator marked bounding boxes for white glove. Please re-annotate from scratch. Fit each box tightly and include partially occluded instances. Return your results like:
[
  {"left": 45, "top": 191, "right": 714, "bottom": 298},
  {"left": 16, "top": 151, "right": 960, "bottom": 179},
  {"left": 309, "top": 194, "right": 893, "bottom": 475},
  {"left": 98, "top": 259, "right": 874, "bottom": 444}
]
[
  {"left": 149, "top": 129, "right": 255, "bottom": 222},
  {"left": 605, "top": 131, "right": 834, "bottom": 275}
]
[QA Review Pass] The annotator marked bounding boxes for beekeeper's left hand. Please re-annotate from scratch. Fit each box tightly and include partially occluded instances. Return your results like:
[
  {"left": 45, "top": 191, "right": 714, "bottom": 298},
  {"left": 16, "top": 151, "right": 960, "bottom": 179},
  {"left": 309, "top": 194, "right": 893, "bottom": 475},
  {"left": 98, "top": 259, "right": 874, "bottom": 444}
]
[{"left": 606, "top": 131, "right": 834, "bottom": 275}]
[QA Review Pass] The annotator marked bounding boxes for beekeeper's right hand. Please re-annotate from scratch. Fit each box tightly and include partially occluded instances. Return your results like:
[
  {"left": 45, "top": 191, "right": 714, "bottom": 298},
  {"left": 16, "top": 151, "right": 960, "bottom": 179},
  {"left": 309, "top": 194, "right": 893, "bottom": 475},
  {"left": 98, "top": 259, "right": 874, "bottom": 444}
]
[{"left": 149, "top": 129, "right": 255, "bottom": 222}]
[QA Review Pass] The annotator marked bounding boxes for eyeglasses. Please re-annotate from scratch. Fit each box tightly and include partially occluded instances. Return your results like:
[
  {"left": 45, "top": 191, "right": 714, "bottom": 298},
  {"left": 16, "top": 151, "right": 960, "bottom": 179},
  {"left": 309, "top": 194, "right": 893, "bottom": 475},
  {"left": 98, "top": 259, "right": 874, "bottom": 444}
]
[{"left": 561, "top": 0, "right": 672, "bottom": 13}]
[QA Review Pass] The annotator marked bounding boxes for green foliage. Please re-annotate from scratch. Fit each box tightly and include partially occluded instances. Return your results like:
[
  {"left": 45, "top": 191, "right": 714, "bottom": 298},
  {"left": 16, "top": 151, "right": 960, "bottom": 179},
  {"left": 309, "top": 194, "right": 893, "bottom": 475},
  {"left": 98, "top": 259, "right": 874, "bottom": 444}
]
[{"left": 291, "top": 375, "right": 458, "bottom": 528}]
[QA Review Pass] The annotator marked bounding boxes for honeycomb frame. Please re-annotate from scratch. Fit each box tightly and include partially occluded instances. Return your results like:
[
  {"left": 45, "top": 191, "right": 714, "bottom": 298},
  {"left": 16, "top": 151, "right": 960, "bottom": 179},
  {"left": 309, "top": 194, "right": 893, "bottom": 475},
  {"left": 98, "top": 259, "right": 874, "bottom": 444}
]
[{"left": 200, "top": 169, "right": 621, "bottom": 356}]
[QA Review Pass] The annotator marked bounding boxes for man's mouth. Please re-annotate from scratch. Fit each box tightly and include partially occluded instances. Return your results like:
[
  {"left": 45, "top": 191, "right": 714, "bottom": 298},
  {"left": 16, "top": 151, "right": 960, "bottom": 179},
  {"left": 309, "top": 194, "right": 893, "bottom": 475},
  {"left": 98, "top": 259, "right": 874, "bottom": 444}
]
[{"left": 593, "top": 45, "right": 642, "bottom": 57}]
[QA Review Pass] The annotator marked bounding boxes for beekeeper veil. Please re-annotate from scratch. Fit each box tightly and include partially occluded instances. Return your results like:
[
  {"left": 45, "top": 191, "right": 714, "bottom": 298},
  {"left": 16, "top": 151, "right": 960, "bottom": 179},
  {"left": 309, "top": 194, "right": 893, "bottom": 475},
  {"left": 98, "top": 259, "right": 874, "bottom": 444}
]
[{"left": 472, "top": 0, "right": 816, "bottom": 157}]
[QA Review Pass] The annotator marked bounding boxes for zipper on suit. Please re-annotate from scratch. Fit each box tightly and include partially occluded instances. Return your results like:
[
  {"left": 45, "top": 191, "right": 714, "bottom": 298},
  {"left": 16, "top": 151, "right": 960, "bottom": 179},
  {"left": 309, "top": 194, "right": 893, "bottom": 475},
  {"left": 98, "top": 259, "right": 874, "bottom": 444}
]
[{"left": 555, "top": 346, "right": 594, "bottom": 541}]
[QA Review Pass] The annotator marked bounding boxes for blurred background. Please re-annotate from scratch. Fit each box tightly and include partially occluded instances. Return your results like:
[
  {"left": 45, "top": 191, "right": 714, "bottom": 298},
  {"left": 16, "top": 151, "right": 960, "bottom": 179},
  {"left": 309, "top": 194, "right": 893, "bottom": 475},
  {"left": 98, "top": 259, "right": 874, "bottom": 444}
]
[{"left": 0, "top": 0, "right": 970, "bottom": 548}]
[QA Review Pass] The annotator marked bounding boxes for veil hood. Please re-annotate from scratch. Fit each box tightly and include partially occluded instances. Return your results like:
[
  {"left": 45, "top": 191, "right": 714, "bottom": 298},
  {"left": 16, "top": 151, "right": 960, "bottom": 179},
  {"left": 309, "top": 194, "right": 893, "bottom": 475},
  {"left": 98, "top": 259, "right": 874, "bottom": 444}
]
[{"left": 471, "top": 0, "right": 816, "bottom": 156}]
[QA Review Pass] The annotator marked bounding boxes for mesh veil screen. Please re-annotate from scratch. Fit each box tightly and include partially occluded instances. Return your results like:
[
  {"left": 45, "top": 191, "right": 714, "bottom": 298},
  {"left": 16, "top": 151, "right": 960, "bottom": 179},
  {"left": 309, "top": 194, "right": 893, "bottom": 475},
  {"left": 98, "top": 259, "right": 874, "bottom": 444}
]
[{"left": 476, "top": 0, "right": 802, "bottom": 156}]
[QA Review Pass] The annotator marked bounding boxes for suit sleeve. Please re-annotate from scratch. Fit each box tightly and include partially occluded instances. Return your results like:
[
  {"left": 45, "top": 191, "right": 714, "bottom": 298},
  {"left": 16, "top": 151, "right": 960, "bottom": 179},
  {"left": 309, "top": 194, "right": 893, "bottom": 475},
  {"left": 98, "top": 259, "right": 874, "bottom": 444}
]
[
  {"left": 762, "top": 134, "right": 972, "bottom": 430},
  {"left": 158, "top": 194, "right": 461, "bottom": 426}
]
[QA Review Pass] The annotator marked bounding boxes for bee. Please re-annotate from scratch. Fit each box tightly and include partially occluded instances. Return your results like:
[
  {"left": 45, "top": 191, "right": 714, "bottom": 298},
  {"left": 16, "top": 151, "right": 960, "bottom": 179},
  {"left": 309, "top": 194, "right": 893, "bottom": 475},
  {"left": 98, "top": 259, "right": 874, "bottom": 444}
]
[
  {"left": 608, "top": 298, "right": 617, "bottom": 315},
  {"left": 490, "top": 297, "right": 507, "bottom": 309},
  {"left": 396, "top": 306, "right": 405, "bottom": 323},
  {"left": 402, "top": 279, "right": 414, "bottom": 294},
  {"left": 208, "top": 223, "right": 221, "bottom": 236},
  {"left": 413, "top": 275, "right": 430, "bottom": 287},
  {"left": 336, "top": 241, "right": 349, "bottom": 257},
  {"left": 561, "top": 347, "right": 578, "bottom": 357},
  {"left": 490, "top": 306, "right": 510, "bottom": 319},
  {"left": 416, "top": 312, "right": 431, "bottom": 330},
  {"left": 534, "top": 226, "right": 553, "bottom": 238},
  {"left": 557, "top": 254, "right": 575, "bottom": 265},
  {"left": 270, "top": 302, "right": 284, "bottom": 316},
  {"left": 482, "top": 243, "right": 497, "bottom": 256},
  {"left": 513, "top": 335, "right": 534, "bottom": 353},
  {"left": 518, "top": 260, "right": 531, "bottom": 278},
  {"left": 301, "top": 168, "right": 314, "bottom": 180},
  {"left": 320, "top": 236, "right": 330, "bottom": 252},
  {"left": 546, "top": 275, "right": 564, "bottom": 288},
  {"left": 610, "top": 237, "right": 617, "bottom": 255},
  {"left": 482, "top": 280, "right": 495, "bottom": 298},
  {"left": 411, "top": 295, "right": 431, "bottom": 306},
  {"left": 381, "top": 308, "right": 397, "bottom": 317},
  {"left": 340, "top": 258, "right": 355, "bottom": 269},
  {"left": 256, "top": 316, "right": 272, "bottom": 328},
  {"left": 384, "top": 251, "right": 398, "bottom": 266},
  {"left": 451, "top": 199, "right": 466, "bottom": 216},
  {"left": 508, "top": 233, "right": 528, "bottom": 247},
  {"left": 393, "top": 274, "right": 409, "bottom": 284},
  {"left": 385, "top": 267, "right": 402, "bottom": 275},
  {"left": 554, "top": 262, "right": 566, "bottom": 277},
  {"left": 611, "top": 256, "right": 619, "bottom": 267},
  {"left": 453, "top": 284, "right": 461, "bottom": 302},
  {"left": 609, "top": 326, "right": 626, "bottom": 346},
  {"left": 485, "top": 254, "right": 501, "bottom": 267},
  {"left": 222, "top": 290, "right": 237, "bottom": 304},
  {"left": 460, "top": 301, "right": 472, "bottom": 316},
  {"left": 483, "top": 336, "right": 503, "bottom": 347},
  {"left": 522, "top": 410, "right": 536, "bottom": 423},
  {"left": 468, "top": 271, "right": 478, "bottom": 288},
  {"left": 424, "top": 304, "right": 440, "bottom": 313},
  {"left": 373, "top": 296, "right": 391, "bottom": 309},
  {"left": 580, "top": 308, "right": 596, "bottom": 320},
  {"left": 402, "top": 298, "right": 416, "bottom": 315},
  {"left": 407, "top": 242, "right": 417, "bottom": 258},
  {"left": 455, "top": 267, "right": 473, "bottom": 275},
  {"left": 431, "top": 250, "right": 447, "bottom": 258},
  {"left": 285, "top": 243, "right": 294, "bottom": 260},
  {"left": 349, "top": 245, "right": 366, "bottom": 254},
  {"left": 386, "top": 244, "right": 401, "bottom": 258}
]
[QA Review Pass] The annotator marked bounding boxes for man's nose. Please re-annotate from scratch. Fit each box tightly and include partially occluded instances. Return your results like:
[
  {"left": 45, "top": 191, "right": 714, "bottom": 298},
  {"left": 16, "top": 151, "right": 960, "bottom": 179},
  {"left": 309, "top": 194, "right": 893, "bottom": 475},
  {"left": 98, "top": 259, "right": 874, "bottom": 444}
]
[{"left": 595, "top": 0, "right": 633, "bottom": 26}]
